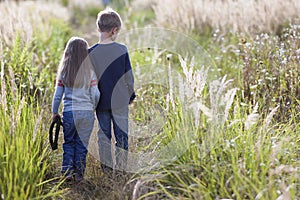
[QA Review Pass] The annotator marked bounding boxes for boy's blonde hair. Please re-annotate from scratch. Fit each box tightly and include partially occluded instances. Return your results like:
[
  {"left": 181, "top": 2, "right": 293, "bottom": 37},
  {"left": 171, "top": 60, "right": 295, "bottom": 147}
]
[{"left": 96, "top": 8, "right": 122, "bottom": 32}]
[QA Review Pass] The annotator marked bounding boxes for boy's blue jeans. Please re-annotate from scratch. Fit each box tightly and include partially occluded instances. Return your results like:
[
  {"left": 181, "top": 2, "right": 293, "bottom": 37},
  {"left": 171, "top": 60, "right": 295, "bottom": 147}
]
[
  {"left": 96, "top": 107, "right": 128, "bottom": 171},
  {"left": 61, "top": 111, "right": 94, "bottom": 178}
]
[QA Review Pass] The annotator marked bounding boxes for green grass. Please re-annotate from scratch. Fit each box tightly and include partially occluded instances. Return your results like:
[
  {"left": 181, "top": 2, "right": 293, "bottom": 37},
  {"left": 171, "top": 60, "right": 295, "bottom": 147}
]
[
  {"left": 125, "top": 21, "right": 299, "bottom": 200},
  {"left": 0, "top": 87, "right": 65, "bottom": 199},
  {"left": 2, "top": 19, "right": 71, "bottom": 103},
  {"left": 132, "top": 99, "right": 299, "bottom": 199},
  {"left": 0, "top": 13, "right": 71, "bottom": 199}
]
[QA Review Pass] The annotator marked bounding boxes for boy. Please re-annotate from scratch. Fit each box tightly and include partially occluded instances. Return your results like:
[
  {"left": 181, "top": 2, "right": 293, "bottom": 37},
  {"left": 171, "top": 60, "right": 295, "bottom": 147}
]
[{"left": 89, "top": 8, "right": 135, "bottom": 172}]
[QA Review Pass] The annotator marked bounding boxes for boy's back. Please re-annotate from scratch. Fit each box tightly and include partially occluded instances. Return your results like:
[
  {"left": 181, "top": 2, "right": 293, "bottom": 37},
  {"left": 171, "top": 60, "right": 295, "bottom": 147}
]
[{"left": 89, "top": 42, "right": 135, "bottom": 111}]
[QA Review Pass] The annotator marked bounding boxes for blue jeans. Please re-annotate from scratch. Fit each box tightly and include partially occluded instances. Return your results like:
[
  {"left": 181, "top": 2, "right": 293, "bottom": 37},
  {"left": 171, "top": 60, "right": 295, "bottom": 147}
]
[
  {"left": 61, "top": 111, "right": 94, "bottom": 178},
  {"left": 97, "top": 107, "right": 128, "bottom": 171}
]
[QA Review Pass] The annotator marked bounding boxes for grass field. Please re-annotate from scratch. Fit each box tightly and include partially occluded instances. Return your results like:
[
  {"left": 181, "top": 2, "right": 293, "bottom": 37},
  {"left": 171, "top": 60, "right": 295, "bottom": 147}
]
[{"left": 0, "top": 0, "right": 299, "bottom": 199}]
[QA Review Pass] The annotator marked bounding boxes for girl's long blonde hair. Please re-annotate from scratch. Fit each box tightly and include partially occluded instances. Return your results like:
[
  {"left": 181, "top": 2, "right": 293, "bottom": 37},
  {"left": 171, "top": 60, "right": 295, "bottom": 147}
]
[{"left": 58, "top": 37, "right": 93, "bottom": 88}]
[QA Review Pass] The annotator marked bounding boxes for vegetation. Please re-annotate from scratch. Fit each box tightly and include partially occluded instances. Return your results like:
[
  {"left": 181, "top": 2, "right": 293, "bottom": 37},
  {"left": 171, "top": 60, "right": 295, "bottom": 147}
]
[
  {"left": 0, "top": 1, "right": 71, "bottom": 199},
  {"left": 0, "top": 0, "right": 299, "bottom": 199}
]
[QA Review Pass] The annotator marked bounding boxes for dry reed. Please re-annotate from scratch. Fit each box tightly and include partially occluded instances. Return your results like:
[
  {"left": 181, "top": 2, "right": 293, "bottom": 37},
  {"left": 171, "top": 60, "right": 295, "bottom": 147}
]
[
  {"left": 179, "top": 55, "right": 237, "bottom": 127},
  {"left": 0, "top": 1, "right": 69, "bottom": 47},
  {"left": 0, "top": 61, "right": 6, "bottom": 112},
  {"left": 63, "top": 0, "right": 101, "bottom": 8},
  {"left": 244, "top": 102, "right": 259, "bottom": 130},
  {"left": 153, "top": 0, "right": 300, "bottom": 33}
]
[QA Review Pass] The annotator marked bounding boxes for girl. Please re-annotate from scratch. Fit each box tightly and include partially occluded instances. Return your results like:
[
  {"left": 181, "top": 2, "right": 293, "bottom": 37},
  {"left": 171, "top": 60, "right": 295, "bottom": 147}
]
[{"left": 52, "top": 37, "right": 100, "bottom": 181}]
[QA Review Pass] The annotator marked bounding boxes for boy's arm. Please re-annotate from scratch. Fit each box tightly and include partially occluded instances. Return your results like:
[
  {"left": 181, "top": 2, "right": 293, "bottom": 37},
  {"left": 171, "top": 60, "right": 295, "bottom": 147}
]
[
  {"left": 52, "top": 80, "right": 64, "bottom": 115},
  {"left": 124, "top": 52, "right": 136, "bottom": 103}
]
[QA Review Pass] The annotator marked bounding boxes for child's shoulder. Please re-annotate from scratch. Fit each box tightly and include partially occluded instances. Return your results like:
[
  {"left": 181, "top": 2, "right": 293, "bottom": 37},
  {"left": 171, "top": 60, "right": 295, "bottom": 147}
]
[
  {"left": 88, "top": 42, "right": 128, "bottom": 53},
  {"left": 88, "top": 43, "right": 99, "bottom": 53},
  {"left": 114, "top": 42, "right": 128, "bottom": 51}
]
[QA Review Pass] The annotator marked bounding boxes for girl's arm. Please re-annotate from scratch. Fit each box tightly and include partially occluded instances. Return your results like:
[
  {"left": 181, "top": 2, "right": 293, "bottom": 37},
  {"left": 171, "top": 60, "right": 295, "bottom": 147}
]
[
  {"left": 52, "top": 80, "right": 64, "bottom": 116},
  {"left": 90, "top": 72, "right": 100, "bottom": 110}
]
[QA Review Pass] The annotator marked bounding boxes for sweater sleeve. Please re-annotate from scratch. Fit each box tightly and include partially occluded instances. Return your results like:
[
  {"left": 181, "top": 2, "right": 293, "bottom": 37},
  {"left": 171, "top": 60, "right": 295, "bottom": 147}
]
[
  {"left": 124, "top": 52, "right": 136, "bottom": 102},
  {"left": 52, "top": 80, "right": 64, "bottom": 113},
  {"left": 90, "top": 72, "right": 100, "bottom": 110}
]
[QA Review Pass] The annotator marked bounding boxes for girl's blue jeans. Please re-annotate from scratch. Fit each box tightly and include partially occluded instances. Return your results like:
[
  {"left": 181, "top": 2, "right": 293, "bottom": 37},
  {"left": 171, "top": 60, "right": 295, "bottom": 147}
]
[
  {"left": 96, "top": 107, "right": 128, "bottom": 171},
  {"left": 61, "top": 110, "right": 94, "bottom": 178}
]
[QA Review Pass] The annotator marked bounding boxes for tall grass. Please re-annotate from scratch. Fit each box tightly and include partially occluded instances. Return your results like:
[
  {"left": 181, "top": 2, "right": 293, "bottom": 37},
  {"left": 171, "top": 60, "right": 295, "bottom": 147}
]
[
  {"left": 0, "top": 1, "right": 72, "bottom": 102},
  {"left": 153, "top": 0, "right": 300, "bottom": 34},
  {"left": 122, "top": 11, "right": 299, "bottom": 199},
  {"left": 129, "top": 52, "right": 300, "bottom": 199},
  {"left": 0, "top": 66, "right": 65, "bottom": 199},
  {"left": 207, "top": 24, "right": 300, "bottom": 122},
  {"left": 0, "top": 1, "right": 72, "bottom": 198},
  {"left": 0, "top": 1, "right": 69, "bottom": 47}
]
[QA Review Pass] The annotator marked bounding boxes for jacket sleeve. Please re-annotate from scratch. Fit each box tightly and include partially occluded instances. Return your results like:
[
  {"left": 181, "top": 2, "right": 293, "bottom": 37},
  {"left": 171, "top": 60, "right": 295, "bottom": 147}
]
[
  {"left": 52, "top": 80, "right": 64, "bottom": 113},
  {"left": 124, "top": 52, "right": 136, "bottom": 102}
]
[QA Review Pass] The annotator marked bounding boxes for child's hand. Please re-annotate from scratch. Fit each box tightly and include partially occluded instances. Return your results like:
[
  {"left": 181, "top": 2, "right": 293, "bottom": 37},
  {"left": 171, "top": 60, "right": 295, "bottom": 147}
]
[
  {"left": 52, "top": 113, "right": 60, "bottom": 121},
  {"left": 129, "top": 93, "right": 136, "bottom": 104}
]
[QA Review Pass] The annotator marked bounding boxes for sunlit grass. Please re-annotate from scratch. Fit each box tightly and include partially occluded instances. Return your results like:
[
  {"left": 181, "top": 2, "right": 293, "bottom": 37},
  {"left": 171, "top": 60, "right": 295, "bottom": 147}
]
[
  {"left": 0, "top": 80, "right": 65, "bottom": 199},
  {"left": 0, "top": 1, "right": 72, "bottom": 198},
  {"left": 125, "top": 19, "right": 299, "bottom": 199},
  {"left": 130, "top": 60, "right": 300, "bottom": 199},
  {"left": 153, "top": 0, "right": 300, "bottom": 34}
]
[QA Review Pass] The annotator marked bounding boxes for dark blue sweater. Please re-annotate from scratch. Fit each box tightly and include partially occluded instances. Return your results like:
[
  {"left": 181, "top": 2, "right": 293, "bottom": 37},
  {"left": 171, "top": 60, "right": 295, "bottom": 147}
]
[{"left": 89, "top": 42, "right": 135, "bottom": 111}]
